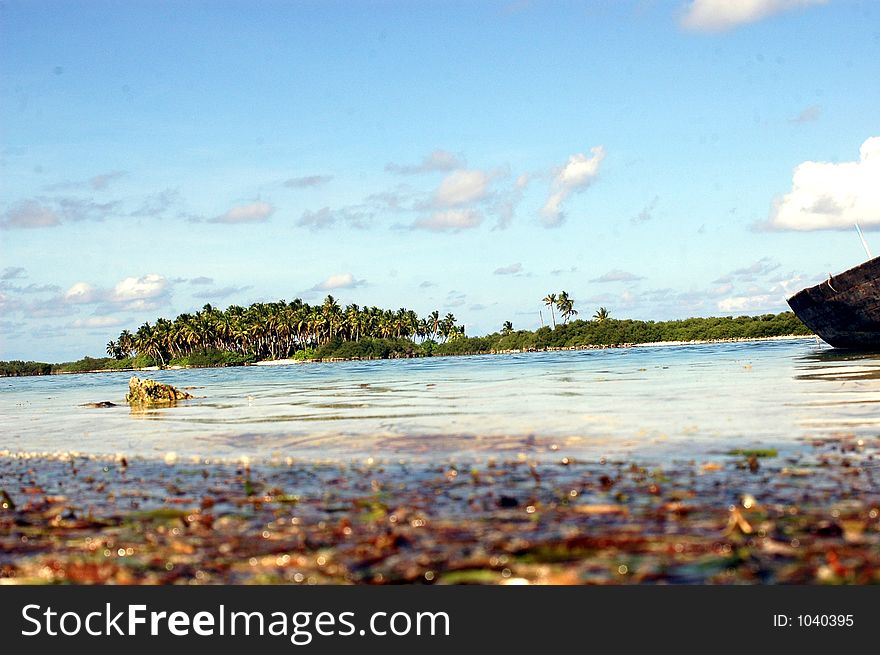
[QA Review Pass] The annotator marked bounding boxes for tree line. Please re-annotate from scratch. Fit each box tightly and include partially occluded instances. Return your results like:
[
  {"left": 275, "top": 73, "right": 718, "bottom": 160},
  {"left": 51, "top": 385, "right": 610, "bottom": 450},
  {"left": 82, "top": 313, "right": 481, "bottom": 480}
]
[
  {"left": 0, "top": 294, "right": 813, "bottom": 376},
  {"left": 105, "top": 296, "right": 466, "bottom": 365},
  {"left": 440, "top": 311, "right": 811, "bottom": 356}
]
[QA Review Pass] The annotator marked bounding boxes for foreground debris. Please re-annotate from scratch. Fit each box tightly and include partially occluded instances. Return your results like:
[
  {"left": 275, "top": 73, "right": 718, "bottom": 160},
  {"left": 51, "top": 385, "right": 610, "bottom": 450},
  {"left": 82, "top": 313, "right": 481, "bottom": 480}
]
[
  {"left": 1, "top": 434, "right": 878, "bottom": 585},
  {"left": 125, "top": 376, "right": 193, "bottom": 406}
]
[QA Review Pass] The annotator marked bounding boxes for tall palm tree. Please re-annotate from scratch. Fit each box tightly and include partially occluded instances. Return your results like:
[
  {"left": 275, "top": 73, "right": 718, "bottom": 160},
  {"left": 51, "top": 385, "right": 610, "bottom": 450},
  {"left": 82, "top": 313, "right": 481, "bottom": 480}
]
[
  {"left": 542, "top": 293, "right": 557, "bottom": 328},
  {"left": 439, "top": 313, "right": 457, "bottom": 342},
  {"left": 593, "top": 307, "right": 610, "bottom": 322},
  {"left": 428, "top": 310, "right": 440, "bottom": 340},
  {"left": 557, "top": 291, "right": 578, "bottom": 324},
  {"left": 501, "top": 321, "right": 513, "bottom": 335}
]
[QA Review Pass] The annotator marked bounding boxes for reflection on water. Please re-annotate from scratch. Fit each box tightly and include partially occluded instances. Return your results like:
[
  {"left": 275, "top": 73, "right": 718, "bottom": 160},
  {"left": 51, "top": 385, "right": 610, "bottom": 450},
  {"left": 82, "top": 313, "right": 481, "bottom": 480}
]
[{"left": 2, "top": 337, "right": 880, "bottom": 461}]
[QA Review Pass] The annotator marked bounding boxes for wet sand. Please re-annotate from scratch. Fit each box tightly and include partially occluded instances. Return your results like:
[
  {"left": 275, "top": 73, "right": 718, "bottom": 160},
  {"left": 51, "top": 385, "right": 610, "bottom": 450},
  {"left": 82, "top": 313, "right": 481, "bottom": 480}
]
[{"left": 2, "top": 433, "right": 878, "bottom": 585}]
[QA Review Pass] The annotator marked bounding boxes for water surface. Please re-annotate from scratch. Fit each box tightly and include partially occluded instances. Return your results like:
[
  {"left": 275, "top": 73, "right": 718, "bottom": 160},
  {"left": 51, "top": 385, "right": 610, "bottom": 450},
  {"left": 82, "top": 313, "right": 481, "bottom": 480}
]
[{"left": 3, "top": 338, "right": 878, "bottom": 462}]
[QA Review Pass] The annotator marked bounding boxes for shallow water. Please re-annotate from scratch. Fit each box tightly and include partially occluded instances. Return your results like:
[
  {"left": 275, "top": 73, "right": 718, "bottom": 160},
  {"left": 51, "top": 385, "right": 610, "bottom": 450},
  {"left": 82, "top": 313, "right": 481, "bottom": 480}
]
[{"left": 2, "top": 338, "right": 879, "bottom": 462}]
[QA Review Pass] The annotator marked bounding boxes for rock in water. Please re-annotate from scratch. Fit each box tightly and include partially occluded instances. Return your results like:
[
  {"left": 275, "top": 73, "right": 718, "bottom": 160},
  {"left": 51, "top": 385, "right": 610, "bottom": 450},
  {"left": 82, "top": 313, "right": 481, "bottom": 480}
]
[{"left": 126, "top": 376, "right": 193, "bottom": 406}]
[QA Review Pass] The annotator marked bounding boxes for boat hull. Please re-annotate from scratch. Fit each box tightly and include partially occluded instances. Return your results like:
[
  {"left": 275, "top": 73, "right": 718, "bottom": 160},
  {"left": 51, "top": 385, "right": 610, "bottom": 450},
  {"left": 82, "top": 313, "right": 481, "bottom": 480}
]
[{"left": 787, "top": 256, "right": 880, "bottom": 349}]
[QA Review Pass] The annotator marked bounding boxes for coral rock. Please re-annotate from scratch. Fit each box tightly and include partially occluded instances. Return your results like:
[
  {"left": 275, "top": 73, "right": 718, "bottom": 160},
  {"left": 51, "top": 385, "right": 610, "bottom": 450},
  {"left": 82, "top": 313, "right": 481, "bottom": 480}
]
[{"left": 126, "top": 376, "right": 193, "bottom": 405}]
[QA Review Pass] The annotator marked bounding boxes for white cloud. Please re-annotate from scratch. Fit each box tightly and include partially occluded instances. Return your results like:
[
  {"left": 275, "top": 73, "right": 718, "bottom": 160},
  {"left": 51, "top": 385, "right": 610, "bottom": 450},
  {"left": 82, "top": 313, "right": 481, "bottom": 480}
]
[
  {"left": 413, "top": 209, "right": 483, "bottom": 232},
  {"left": 209, "top": 201, "right": 275, "bottom": 224},
  {"left": 64, "top": 282, "right": 100, "bottom": 304},
  {"left": 766, "top": 137, "right": 880, "bottom": 231},
  {"left": 541, "top": 147, "right": 606, "bottom": 227},
  {"left": 62, "top": 274, "right": 170, "bottom": 311},
  {"left": 312, "top": 273, "right": 365, "bottom": 291},
  {"left": 386, "top": 150, "right": 464, "bottom": 175},
  {"left": 681, "top": 0, "right": 827, "bottom": 32},
  {"left": 717, "top": 294, "right": 780, "bottom": 313},
  {"left": 109, "top": 274, "right": 168, "bottom": 302},
  {"left": 72, "top": 316, "right": 124, "bottom": 329},
  {"left": 433, "top": 170, "right": 491, "bottom": 207}
]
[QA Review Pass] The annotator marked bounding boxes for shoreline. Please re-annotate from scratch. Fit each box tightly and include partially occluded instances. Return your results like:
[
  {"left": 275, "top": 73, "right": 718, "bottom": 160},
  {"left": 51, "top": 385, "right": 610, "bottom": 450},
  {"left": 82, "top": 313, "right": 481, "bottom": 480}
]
[
  {"left": 3, "top": 333, "right": 820, "bottom": 377},
  {"left": 1, "top": 432, "right": 876, "bottom": 585}
]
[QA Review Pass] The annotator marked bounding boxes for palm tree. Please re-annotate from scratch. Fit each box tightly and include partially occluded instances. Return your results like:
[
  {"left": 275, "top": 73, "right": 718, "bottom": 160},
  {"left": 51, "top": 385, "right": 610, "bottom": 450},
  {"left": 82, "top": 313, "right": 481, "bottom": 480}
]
[
  {"left": 557, "top": 291, "right": 578, "bottom": 324},
  {"left": 542, "top": 293, "right": 557, "bottom": 328},
  {"left": 439, "top": 313, "right": 457, "bottom": 342},
  {"left": 593, "top": 307, "right": 610, "bottom": 322},
  {"left": 501, "top": 320, "right": 513, "bottom": 335},
  {"left": 428, "top": 310, "right": 440, "bottom": 340}
]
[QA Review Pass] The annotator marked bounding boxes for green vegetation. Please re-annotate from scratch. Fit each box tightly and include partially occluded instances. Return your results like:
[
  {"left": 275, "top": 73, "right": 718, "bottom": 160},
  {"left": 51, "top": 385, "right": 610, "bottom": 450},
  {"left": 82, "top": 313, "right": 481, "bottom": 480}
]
[
  {"left": 54, "top": 356, "right": 146, "bottom": 373},
  {"left": 726, "top": 448, "right": 779, "bottom": 458},
  {"left": 166, "top": 350, "right": 255, "bottom": 368},
  {"left": 0, "top": 355, "right": 152, "bottom": 376},
  {"left": 431, "top": 312, "right": 811, "bottom": 356},
  {"left": 0, "top": 360, "right": 53, "bottom": 377},
  {"left": 105, "top": 296, "right": 466, "bottom": 366},
  {"left": 285, "top": 311, "right": 809, "bottom": 360}
]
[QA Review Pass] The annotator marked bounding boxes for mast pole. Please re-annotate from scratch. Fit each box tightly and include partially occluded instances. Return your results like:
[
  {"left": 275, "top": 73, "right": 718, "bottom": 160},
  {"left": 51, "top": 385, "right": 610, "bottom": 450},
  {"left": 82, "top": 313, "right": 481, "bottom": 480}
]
[{"left": 855, "top": 223, "right": 873, "bottom": 260}]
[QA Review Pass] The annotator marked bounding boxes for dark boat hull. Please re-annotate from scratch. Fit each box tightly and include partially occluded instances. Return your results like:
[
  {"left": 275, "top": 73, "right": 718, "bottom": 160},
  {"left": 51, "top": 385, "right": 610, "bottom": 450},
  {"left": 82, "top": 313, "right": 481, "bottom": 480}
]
[{"left": 787, "top": 256, "right": 880, "bottom": 349}]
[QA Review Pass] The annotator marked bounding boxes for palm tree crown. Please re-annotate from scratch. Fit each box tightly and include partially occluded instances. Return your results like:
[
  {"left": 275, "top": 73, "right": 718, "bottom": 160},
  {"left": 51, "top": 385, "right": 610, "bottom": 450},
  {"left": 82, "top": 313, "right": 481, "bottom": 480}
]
[{"left": 542, "top": 293, "right": 557, "bottom": 328}]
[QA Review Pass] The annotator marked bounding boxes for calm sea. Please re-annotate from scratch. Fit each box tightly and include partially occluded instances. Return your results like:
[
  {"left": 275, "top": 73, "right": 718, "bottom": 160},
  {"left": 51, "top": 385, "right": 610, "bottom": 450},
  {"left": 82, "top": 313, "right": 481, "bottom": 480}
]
[{"left": 2, "top": 338, "right": 878, "bottom": 462}]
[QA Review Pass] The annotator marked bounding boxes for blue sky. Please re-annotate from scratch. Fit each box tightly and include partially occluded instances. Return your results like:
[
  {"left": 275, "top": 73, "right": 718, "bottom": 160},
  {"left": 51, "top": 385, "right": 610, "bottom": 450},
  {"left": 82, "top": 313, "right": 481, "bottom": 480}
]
[{"left": 2, "top": 0, "right": 879, "bottom": 360}]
